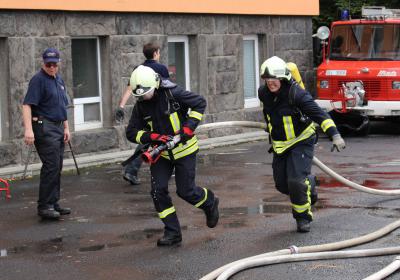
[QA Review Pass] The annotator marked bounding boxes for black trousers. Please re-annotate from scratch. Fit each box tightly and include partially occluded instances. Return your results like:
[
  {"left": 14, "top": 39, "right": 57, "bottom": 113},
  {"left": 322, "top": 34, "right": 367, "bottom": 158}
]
[
  {"left": 272, "top": 136, "right": 316, "bottom": 221},
  {"left": 150, "top": 153, "right": 215, "bottom": 235},
  {"left": 33, "top": 120, "right": 64, "bottom": 210},
  {"left": 124, "top": 144, "right": 144, "bottom": 176}
]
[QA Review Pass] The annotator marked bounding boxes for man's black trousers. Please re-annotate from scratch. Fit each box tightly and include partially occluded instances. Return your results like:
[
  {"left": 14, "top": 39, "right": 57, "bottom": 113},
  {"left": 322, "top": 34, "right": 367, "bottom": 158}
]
[{"left": 33, "top": 120, "right": 64, "bottom": 210}]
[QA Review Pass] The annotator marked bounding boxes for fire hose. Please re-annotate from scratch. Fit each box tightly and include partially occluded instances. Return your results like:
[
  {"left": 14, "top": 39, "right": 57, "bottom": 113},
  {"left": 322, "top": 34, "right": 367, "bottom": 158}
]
[{"left": 195, "top": 121, "right": 400, "bottom": 280}]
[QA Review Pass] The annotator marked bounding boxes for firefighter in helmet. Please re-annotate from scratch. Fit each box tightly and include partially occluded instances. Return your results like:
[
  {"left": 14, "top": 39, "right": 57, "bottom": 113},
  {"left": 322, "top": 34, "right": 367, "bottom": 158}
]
[
  {"left": 126, "top": 65, "right": 219, "bottom": 246},
  {"left": 258, "top": 56, "right": 346, "bottom": 232}
]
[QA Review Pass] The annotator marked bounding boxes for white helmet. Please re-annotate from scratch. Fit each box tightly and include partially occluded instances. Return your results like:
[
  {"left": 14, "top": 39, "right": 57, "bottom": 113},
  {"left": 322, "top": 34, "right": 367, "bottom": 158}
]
[
  {"left": 260, "top": 56, "right": 291, "bottom": 81},
  {"left": 129, "top": 65, "right": 160, "bottom": 97}
]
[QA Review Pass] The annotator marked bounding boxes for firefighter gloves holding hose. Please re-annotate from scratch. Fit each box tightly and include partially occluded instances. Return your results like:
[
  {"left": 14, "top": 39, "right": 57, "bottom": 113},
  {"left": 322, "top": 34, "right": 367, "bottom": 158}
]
[
  {"left": 150, "top": 133, "right": 173, "bottom": 144},
  {"left": 179, "top": 126, "right": 194, "bottom": 144},
  {"left": 331, "top": 134, "right": 346, "bottom": 152}
]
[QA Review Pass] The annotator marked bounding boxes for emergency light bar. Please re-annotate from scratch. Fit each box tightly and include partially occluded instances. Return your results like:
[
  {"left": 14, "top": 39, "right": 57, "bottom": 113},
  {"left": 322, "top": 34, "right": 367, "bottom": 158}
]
[{"left": 362, "top": 6, "right": 400, "bottom": 19}]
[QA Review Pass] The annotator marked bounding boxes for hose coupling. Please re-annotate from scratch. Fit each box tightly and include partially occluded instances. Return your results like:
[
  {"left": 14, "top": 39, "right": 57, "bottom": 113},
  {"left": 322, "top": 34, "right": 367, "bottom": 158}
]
[{"left": 288, "top": 245, "right": 299, "bottom": 254}]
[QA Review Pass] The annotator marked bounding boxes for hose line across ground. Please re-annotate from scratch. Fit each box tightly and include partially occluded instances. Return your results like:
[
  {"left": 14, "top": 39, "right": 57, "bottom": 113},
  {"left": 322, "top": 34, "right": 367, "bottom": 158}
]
[{"left": 197, "top": 121, "right": 400, "bottom": 280}]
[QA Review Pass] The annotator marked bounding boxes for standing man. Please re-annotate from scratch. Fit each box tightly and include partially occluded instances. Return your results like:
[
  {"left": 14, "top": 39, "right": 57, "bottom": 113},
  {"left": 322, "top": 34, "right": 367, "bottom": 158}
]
[
  {"left": 126, "top": 65, "right": 219, "bottom": 246},
  {"left": 22, "top": 48, "right": 71, "bottom": 220},
  {"left": 115, "top": 42, "right": 170, "bottom": 185},
  {"left": 258, "top": 56, "right": 345, "bottom": 233}
]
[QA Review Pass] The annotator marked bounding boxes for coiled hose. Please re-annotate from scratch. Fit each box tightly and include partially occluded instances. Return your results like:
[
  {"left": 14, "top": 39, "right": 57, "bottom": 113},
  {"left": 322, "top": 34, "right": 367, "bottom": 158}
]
[{"left": 196, "top": 121, "right": 400, "bottom": 280}]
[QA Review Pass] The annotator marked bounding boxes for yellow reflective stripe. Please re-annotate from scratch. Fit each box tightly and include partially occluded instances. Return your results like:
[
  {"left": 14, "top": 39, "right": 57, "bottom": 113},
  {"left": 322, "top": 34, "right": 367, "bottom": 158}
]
[
  {"left": 158, "top": 206, "right": 176, "bottom": 219},
  {"left": 305, "top": 178, "right": 313, "bottom": 218},
  {"left": 160, "top": 136, "right": 199, "bottom": 160},
  {"left": 272, "top": 123, "right": 315, "bottom": 154},
  {"left": 135, "top": 130, "right": 145, "bottom": 144},
  {"left": 147, "top": 121, "right": 153, "bottom": 131},
  {"left": 283, "top": 116, "right": 295, "bottom": 140},
  {"left": 266, "top": 115, "right": 272, "bottom": 133},
  {"left": 169, "top": 112, "right": 181, "bottom": 134},
  {"left": 320, "top": 119, "right": 336, "bottom": 132},
  {"left": 189, "top": 110, "right": 203, "bottom": 121},
  {"left": 195, "top": 188, "right": 208, "bottom": 208},
  {"left": 292, "top": 202, "right": 311, "bottom": 213}
]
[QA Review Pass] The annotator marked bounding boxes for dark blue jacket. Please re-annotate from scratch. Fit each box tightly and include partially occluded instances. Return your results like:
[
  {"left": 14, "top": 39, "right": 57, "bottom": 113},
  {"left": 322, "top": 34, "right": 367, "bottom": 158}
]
[
  {"left": 23, "top": 69, "right": 68, "bottom": 122},
  {"left": 143, "top": 59, "right": 170, "bottom": 78}
]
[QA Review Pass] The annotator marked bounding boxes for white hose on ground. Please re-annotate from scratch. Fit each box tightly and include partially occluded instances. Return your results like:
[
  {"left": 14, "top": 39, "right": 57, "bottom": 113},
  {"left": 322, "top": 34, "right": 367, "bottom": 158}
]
[
  {"left": 363, "top": 256, "right": 400, "bottom": 280},
  {"left": 312, "top": 157, "right": 400, "bottom": 196},
  {"left": 197, "top": 121, "right": 400, "bottom": 280},
  {"left": 217, "top": 247, "right": 400, "bottom": 280},
  {"left": 200, "top": 219, "right": 400, "bottom": 280}
]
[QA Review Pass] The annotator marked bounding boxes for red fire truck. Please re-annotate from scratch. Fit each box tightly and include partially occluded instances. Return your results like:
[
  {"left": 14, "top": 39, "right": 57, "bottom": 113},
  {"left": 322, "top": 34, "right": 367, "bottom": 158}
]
[{"left": 314, "top": 6, "right": 400, "bottom": 135}]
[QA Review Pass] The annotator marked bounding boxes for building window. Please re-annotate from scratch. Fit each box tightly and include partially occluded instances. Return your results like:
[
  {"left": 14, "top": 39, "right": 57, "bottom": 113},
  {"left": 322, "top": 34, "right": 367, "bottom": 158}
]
[
  {"left": 71, "top": 38, "right": 102, "bottom": 131},
  {"left": 168, "top": 36, "right": 190, "bottom": 90},
  {"left": 243, "top": 35, "right": 260, "bottom": 108}
]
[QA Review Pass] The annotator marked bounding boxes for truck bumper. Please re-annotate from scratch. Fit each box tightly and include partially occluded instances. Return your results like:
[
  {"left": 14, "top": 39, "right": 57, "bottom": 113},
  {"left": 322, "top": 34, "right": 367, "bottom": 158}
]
[{"left": 315, "top": 100, "right": 400, "bottom": 117}]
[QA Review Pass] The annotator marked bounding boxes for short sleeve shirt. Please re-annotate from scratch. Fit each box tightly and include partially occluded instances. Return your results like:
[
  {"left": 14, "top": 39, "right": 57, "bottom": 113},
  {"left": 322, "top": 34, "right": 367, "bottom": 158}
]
[{"left": 23, "top": 69, "right": 69, "bottom": 122}]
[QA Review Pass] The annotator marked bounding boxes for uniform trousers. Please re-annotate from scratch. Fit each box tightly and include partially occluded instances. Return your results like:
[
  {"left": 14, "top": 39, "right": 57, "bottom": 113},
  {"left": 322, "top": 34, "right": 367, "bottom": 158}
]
[
  {"left": 272, "top": 135, "right": 317, "bottom": 221},
  {"left": 150, "top": 152, "right": 215, "bottom": 235},
  {"left": 33, "top": 119, "right": 65, "bottom": 210}
]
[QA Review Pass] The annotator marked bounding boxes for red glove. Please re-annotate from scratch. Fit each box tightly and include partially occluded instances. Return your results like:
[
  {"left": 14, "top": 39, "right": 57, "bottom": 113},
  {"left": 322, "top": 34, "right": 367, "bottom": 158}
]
[
  {"left": 150, "top": 133, "right": 172, "bottom": 144},
  {"left": 180, "top": 126, "right": 194, "bottom": 143}
]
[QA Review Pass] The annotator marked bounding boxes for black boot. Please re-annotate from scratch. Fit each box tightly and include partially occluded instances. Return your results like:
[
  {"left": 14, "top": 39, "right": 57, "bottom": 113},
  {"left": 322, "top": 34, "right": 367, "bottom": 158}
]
[
  {"left": 205, "top": 197, "right": 219, "bottom": 228},
  {"left": 54, "top": 206, "right": 71, "bottom": 215},
  {"left": 38, "top": 208, "right": 60, "bottom": 220},
  {"left": 157, "top": 232, "right": 182, "bottom": 247},
  {"left": 296, "top": 218, "right": 311, "bottom": 233}
]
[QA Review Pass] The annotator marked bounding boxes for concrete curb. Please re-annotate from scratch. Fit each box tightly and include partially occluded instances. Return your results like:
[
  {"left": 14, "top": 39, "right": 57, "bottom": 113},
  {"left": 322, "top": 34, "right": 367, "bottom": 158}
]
[{"left": 0, "top": 131, "right": 268, "bottom": 179}]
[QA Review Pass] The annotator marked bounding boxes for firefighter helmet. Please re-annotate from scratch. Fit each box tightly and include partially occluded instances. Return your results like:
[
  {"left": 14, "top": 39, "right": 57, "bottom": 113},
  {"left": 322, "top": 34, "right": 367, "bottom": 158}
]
[
  {"left": 130, "top": 65, "right": 160, "bottom": 97},
  {"left": 260, "top": 56, "right": 291, "bottom": 81}
]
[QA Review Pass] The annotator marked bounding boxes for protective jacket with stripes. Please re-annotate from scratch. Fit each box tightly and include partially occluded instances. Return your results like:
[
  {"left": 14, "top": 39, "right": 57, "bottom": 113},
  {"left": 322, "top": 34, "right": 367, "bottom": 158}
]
[
  {"left": 126, "top": 80, "right": 206, "bottom": 160},
  {"left": 258, "top": 80, "right": 339, "bottom": 154}
]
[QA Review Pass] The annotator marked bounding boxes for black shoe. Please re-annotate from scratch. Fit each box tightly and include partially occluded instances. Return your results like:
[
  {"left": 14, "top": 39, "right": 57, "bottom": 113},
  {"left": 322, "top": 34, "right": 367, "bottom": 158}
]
[
  {"left": 123, "top": 173, "right": 140, "bottom": 185},
  {"left": 156, "top": 233, "right": 182, "bottom": 247},
  {"left": 296, "top": 219, "right": 311, "bottom": 233},
  {"left": 205, "top": 198, "right": 219, "bottom": 228},
  {"left": 54, "top": 206, "right": 71, "bottom": 215},
  {"left": 38, "top": 208, "right": 60, "bottom": 220}
]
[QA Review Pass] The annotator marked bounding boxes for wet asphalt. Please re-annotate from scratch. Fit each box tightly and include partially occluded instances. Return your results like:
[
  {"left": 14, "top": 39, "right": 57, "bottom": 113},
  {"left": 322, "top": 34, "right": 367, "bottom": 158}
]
[{"left": 1, "top": 121, "right": 400, "bottom": 280}]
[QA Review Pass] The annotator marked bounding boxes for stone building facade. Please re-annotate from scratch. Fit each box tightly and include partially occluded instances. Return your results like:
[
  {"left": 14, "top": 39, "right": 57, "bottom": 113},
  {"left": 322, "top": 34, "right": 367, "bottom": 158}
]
[{"left": 0, "top": 10, "right": 315, "bottom": 167}]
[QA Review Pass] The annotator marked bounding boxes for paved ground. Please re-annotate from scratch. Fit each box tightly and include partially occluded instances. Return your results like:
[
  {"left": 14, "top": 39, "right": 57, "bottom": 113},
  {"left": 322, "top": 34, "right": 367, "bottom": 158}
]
[{"left": 1, "top": 121, "right": 400, "bottom": 280}]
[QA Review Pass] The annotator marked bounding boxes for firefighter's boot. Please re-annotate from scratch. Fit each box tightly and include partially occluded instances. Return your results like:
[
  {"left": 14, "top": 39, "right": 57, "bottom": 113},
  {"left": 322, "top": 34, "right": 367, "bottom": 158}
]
[
  {"left": 296, "top": 218, "right": 311, "bottom": 233},
  {"left": 157, "top": 231, "right": 182, "bottom": 247},
  {"left": 205, "top": 197, "right": 219, "bottom": 228}
]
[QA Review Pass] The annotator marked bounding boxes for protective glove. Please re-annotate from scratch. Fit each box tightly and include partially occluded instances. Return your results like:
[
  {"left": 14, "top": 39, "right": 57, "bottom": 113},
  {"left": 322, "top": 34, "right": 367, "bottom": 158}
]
[
  {"left": 179, "top": 126, "right": 194, "bottom": 144},
  {"left": 331, "top": 134, "right": 346, "bottom": 152},
  {"left": 115, "top": 107, "right": 125, "bottom": 122},
  {"left": 150, "top": 133, "right": 173, "bottom": 145}
]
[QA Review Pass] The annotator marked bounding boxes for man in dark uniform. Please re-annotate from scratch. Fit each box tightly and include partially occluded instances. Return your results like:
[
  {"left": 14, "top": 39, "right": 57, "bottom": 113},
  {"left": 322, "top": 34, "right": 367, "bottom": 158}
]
[
  {"left": 22, "top": 48, "right": 71, "bottom": 220},
  {"left": 126, "top": 65, "right": 219, "bottom": 246},
  {"left": 115, "top": 42, "right": 170, "bottom": 185},
  {"left": 258, "top": 56, "right": 346, "bottom": 232}
]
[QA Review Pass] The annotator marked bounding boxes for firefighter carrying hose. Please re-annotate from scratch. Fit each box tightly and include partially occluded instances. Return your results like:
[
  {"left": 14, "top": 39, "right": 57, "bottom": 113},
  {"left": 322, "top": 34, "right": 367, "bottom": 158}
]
[
  {"left": 258, "top": 56, "right": 346, "bottom": 232},
  {"left": 126, "top": 65, "right": 219, "bottom": 246}
]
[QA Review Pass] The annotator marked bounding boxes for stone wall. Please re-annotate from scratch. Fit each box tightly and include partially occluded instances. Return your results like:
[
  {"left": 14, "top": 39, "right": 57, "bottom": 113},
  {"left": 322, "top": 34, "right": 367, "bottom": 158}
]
[{"left": 0, "top": 11, "right": 314, "bottom": 167}]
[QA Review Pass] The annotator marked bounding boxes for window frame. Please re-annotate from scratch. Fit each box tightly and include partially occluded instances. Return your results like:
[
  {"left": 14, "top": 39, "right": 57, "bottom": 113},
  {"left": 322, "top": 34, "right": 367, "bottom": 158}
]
[
  {"left": 167, "top": 35, "right": 190, "bottom": 91},
  {"left": 71, "top": 37, "right": 103, "bottom": 131},
  {"left": 243, "top": 35, "right": 260, "bottom": 109}
]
